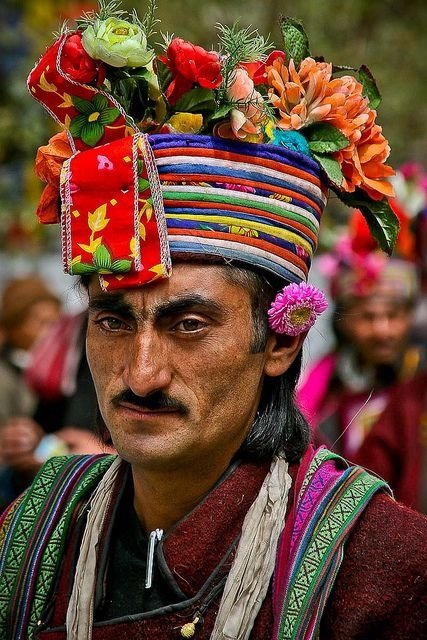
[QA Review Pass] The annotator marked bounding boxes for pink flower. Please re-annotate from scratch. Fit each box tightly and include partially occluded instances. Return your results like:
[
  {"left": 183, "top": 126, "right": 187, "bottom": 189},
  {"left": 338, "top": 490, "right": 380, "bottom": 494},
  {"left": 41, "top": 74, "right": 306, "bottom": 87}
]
[
  {"left": 216, "top": 67, "right": 265, "bottom": 141},
  {"left": 268, "top": 282, "right": 328, "bottom": 336}
]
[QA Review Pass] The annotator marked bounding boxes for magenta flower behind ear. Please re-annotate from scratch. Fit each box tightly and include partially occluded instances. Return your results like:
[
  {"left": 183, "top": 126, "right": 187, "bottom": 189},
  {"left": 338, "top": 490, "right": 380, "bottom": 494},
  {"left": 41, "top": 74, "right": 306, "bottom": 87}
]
[{"left": 268, "top": 282, "right": 328, "bottom": 336}]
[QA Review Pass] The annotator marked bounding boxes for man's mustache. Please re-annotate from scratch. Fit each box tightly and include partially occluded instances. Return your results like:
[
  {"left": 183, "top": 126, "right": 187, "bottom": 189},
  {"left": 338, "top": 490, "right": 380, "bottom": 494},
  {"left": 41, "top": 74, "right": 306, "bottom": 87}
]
[{"left": 112, "top": 389, "right": 189, "bottom": 415}]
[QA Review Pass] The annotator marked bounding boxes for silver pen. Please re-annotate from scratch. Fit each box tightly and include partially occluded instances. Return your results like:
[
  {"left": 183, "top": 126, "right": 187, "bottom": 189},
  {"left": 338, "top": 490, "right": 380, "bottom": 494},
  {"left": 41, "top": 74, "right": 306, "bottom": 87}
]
[{"left": 145, "top": 528, "right": 163, "bottom": 589}]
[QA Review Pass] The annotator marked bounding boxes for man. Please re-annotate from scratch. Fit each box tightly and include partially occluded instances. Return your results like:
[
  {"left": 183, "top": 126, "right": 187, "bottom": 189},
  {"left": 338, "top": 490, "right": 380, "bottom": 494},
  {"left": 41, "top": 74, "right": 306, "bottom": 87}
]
[
  {"left": 297, "top": 227, "right": 421, "bottom": 459},
  {"left": 0, "top": 275, "right": 62, "bottom": 423},
  {"left": 1, "top": 5, "right": 427, "bottom": 639}
]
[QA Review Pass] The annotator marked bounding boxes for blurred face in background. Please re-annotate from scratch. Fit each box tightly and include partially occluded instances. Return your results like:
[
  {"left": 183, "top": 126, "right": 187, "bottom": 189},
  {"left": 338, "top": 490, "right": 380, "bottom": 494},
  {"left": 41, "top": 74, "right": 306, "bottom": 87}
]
[
  {"left": 338, "top": 296, "right": 413, "bottom": 367},
  {"left": 7, "top": 299, "right": 61, "bottom": 351}
]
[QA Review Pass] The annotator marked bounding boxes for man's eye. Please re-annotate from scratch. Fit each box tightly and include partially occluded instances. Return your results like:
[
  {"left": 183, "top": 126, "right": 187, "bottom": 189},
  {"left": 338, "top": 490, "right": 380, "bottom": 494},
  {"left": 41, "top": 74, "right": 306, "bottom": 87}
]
[
  {"left": 96, "top": 317, "right": 127, "bottom": 331},
  {"left": 174, "top": 318, "right": 206, "bottom": 332}
]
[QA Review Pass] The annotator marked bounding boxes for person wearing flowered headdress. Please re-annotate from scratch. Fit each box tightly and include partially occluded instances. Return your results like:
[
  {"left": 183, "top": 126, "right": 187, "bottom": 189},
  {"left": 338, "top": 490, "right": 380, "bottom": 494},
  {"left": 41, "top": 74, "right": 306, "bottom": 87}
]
[
  {"left": 350, "top": 166, "right": 427, "bottom": 514},
  {"left": 297, "top": 209, "right": 424, "bottom": 461},
  {"left": 1, "top": 3, "right": 427, "bottom": 639}
]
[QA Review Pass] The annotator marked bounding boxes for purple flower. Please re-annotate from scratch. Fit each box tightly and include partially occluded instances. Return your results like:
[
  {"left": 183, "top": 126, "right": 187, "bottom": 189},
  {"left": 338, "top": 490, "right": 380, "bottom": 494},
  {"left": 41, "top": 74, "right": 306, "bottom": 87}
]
[{"left": 268, "top": 282, "right": 328, "bottom": 336}]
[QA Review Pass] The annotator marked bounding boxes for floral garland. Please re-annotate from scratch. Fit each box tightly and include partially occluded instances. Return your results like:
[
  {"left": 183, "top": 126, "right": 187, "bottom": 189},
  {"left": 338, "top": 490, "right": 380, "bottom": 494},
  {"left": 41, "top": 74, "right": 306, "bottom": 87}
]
[
  {"left": 39, "top": 0, "right": 398, "bottom": 256},
  {"left": 42, "top": 2, "right": 399, "bottom": 251}
]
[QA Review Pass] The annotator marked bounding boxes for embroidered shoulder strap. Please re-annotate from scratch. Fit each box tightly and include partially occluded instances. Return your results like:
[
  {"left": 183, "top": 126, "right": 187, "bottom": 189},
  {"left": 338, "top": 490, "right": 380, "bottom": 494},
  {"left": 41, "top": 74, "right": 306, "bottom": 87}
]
[
  {"left": 273, "top": 447, "right": 389, "bottom": 640},
  {"left": 0, "top": 453, "right": 116, "bottom": 640}
]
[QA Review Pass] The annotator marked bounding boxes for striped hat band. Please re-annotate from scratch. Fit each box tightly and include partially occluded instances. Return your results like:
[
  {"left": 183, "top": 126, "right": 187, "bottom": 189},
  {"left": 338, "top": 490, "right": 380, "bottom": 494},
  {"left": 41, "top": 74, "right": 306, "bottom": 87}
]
[{"left": 151, "top": 134, "right": 327, "bottom": 285}]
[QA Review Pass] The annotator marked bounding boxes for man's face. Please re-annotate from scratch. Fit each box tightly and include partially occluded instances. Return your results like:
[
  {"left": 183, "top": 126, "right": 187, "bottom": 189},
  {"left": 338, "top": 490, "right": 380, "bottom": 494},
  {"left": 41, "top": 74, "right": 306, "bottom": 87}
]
[
  {"left": 86, "top": 264, "right": 273, "bottom": 474},
  {"left": 8, "top": 299, "right": 61, "bottom": 351},
  {"left": 339, "top": 297, "right": 413, "bottom": 366}
]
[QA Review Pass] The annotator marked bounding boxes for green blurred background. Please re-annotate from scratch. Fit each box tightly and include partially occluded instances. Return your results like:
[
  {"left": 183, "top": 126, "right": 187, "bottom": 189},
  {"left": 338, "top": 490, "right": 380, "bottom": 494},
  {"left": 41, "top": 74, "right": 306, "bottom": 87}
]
[{"left": 1, "top": 0, "right": 426, "bottom": 256}]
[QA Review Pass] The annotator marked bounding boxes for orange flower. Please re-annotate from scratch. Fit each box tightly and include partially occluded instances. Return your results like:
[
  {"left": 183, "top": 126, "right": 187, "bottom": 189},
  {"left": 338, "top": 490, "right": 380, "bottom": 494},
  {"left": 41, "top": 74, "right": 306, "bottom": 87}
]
[
  {"left": 36, "top": 185, "right": 61, "bottom": 225},
  {"left": 267, "top": 57, "right": 394, "bottom": 199},
  {"left": 267, "top": 57, "right": 334, "bottom": 129},
  {"left": 35, "top": 130, "right": 73, "bottom": 224},
  {"left": 35, "top": 130, "right": 73, "bottom": 186},
  {"left": 335, "top": 109, "right": 395, "bottom": 200}
]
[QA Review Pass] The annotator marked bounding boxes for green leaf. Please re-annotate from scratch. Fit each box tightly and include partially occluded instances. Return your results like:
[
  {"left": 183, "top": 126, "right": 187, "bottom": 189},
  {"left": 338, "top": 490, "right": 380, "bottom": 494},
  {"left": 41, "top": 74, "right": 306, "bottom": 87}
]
[
  {"left": 93, "top": 94, "right": 109, "bottom": 111},
  {"left": 72, "top": 95, "right": 97, "bottom": 115},
  {"left": 305, "top": 123, "right": 349, "bottom": 153},
  {"left": 69, "top": 113, "right": 87, "bottom": 137},
  {"left": 280, "top": 17, "right": 310, "bottom": 68},
  {"left": 174, "top": 88, "right": 217, "bottom": 114},
  {"left": 93, "top": 244, "right": 113, "bottom": 270},
  {"left": 156, "top": 58, "right": 172, "bottom": 95},
  {"left": 111, "top": 259, "right": 133, "bottom": 272},
  {"left": 80, "top": 121, "right": 104, "bottom": 147},
  {"left": 138, "top": 177, "right": 150, "bottom": 192},
  {"left": 331, "top": 64, "right": 355, "bottom": 74},
  {"left": 127, "top": 67, "right": 153, "bottom": 81},
  {"left": 332, "top": 187, "right": 399, "bottom": 254},
  {"left": 70, "top": 262, "right": 97, "bottom": 275},
  {"left": 99, "top": 107, "right": 121, "bottom": 125},
  {"left": 312, "top": 152, "right": 343, "bottom": 188},
  {"left": 207, "top": 103, "right": 234, "bottom": 122},
  {"left": 358, "top": 65, "right": 381, "bottom": 110}
]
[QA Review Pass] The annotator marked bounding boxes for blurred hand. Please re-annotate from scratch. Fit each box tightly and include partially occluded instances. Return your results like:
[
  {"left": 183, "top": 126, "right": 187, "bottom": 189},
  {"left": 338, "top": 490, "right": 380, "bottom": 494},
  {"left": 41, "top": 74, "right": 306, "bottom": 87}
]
[{"left": 0, "top": 416, "right": 44, "bottom": 473}]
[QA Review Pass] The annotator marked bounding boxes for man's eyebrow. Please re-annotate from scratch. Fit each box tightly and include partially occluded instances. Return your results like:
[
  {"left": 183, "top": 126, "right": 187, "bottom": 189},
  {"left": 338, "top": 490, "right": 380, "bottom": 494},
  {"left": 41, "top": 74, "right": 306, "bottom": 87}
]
[
  {"left": 88, "top": 294, "right": 133, "bottom": 316},
  {"left": 87, "top": 292, "right": 227, "bottom": 319},
  {"left": 154, "top": 294, "right": 226, "bottom": 320}
]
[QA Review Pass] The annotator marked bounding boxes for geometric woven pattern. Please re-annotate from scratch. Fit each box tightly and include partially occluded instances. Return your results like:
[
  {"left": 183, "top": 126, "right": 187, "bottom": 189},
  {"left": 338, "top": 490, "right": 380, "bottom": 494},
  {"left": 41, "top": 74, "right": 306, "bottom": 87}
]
[
  {"left": 275, "top": 449, "right": 390, "bottom": 640},
  {"left": 0, "top": 454, "right": 116, "bottom": 640}
]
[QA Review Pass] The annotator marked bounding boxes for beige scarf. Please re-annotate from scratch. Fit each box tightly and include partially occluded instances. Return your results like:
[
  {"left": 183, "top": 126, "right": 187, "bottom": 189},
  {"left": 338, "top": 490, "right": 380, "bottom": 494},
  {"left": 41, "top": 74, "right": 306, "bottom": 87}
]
[
  {"left": 66, "top": 455, "right": 291, "bottom": 640},
  {"left": 210, "top": 456, "right": 291, "bottom": 639}
]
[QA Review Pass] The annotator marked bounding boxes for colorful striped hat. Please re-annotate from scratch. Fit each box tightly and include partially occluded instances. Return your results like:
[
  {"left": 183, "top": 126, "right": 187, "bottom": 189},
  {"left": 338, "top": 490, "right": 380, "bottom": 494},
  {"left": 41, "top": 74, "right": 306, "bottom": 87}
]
[
  {"left": 56, "top": 130, "right": 326, "bottom": 291},
  {"left": 151, "top": 134, "right": 326, "bottom": 285}
]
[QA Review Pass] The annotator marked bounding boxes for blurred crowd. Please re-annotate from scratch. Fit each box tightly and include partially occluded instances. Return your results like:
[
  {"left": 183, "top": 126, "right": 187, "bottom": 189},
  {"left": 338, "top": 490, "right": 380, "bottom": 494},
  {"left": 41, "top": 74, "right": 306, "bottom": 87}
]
[
  {"left": 298, "top": 162, "right": 427, "bottom": 513},
  {"left": 0, "top": 275, "right": 112, "bottom": 510},
  {"left": 0, "top": 162, "right": 427, "bottom": 515}
]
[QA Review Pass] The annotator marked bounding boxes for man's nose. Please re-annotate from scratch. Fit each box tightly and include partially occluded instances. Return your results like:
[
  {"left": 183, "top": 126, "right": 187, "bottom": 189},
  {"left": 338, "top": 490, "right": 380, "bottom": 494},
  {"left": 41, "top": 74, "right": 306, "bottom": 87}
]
[
  {"left": 371, "top": 315, "right": 394, "bottom": 338},
  {"left": 123, "top": 330, "right": 172, "bottom": 397}
]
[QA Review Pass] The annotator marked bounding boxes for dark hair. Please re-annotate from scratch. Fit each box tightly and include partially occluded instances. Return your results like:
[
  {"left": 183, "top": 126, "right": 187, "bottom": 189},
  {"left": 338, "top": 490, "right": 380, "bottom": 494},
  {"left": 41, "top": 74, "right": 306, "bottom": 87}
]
[
  {"left": 222, "top": 265, "right": 310, "bottom": 463},
  {"left": 84, "top": 264, "right": 311, "bottom": 464}
]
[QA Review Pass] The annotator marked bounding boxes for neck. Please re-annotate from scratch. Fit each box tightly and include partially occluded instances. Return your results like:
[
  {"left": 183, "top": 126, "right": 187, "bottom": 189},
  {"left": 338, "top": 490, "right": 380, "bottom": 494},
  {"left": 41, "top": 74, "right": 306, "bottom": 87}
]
[{"left": 131, "top": 459, "right": 237, "bottom": 533}]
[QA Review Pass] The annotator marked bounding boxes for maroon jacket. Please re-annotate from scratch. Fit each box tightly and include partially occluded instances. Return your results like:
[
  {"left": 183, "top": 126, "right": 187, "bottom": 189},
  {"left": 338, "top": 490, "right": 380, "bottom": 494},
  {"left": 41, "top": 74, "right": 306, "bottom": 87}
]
[
  {"left": 355, "top": 370, "right": 427, "bottom": 513},
  {"left": 35, "top": 459, "right": 427, "bottom": 640}
]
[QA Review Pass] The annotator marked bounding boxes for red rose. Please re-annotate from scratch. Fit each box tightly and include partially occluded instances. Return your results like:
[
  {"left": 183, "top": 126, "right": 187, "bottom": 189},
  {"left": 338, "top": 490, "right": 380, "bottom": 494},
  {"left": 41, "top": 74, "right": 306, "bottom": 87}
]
[
  {"left": 61, "top": 32, "right": 106, "bottom": 85},
  {"left": 240, "top": 50, "right": 286, "bottom": 85},
  {"left": 159, "top": 37, "right": 222, "bottom": 105}
]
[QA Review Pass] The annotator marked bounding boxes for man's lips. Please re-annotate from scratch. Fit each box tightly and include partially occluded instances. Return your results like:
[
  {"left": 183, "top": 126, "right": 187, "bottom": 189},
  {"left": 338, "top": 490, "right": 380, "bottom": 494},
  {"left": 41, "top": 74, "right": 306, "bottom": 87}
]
[{"left": 118, "top": 401, "right": 179, "bottom": 414}]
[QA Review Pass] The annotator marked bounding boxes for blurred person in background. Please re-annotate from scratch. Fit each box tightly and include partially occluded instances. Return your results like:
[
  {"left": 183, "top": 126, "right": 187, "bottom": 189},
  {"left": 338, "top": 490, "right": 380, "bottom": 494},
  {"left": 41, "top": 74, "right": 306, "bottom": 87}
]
[
  {"left": 390, "top": 162, "right": 427, "bottom": 348},
  {"left": 352, "top": 166, "right": 427, "bottom": 512},
  {"left": 0, "top": 280, "right": 109, "bottom": 510},
  {"left": 297, "top": 210, "right": 423, "bottom": 459},
  {"left": 0, "top": 274, "right": 62, "bottom": 507},
  {"left": 355, "top": 368, "right": 427, "bottom": 513},
  {"left": 0, "top": 274, "right": 61, "bottom": 422}
]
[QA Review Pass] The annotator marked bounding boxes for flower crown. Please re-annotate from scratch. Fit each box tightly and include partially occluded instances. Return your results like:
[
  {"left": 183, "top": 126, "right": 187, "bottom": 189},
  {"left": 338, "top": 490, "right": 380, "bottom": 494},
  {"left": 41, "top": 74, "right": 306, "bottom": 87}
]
[{"left": 46, "top": 0, "right": 398, "bottom": 255}]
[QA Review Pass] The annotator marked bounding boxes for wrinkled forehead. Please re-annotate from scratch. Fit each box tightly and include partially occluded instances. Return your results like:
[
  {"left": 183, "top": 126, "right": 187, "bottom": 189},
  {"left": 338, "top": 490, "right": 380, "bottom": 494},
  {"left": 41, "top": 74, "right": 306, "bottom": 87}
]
[{"left": 86, "top": 262, "right": 253, "bottom": 317}]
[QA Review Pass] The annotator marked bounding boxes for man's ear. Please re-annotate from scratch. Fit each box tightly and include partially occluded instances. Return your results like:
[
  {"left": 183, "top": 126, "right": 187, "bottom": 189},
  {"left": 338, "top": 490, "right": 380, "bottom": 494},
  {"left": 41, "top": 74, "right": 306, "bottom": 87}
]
[{"left": 263, "top": 331, "right": 306, "bottom": 377}]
